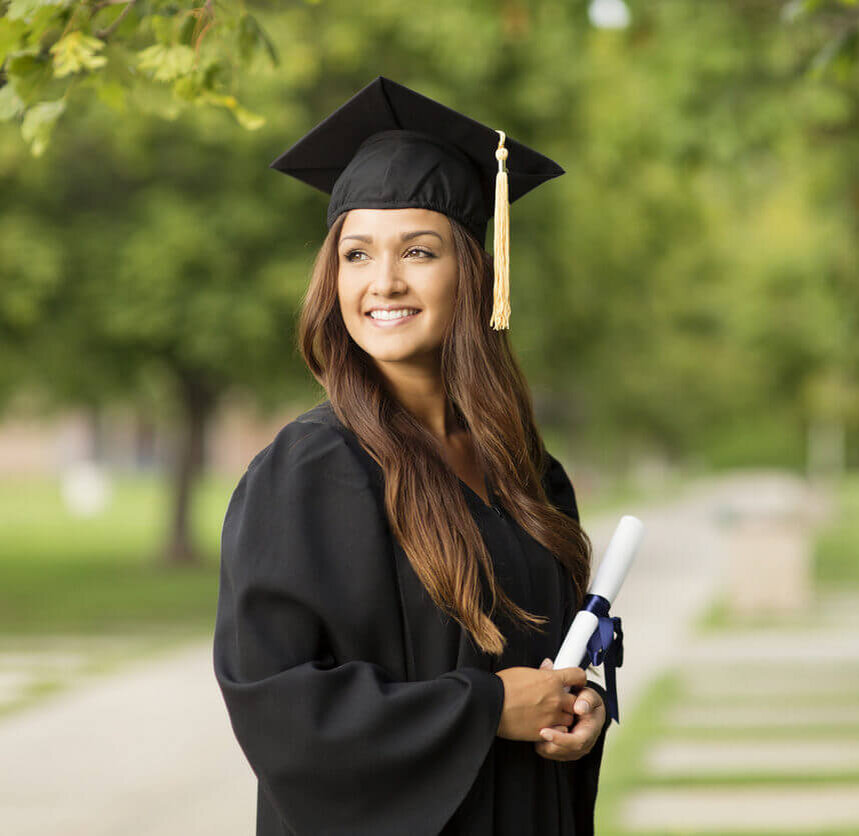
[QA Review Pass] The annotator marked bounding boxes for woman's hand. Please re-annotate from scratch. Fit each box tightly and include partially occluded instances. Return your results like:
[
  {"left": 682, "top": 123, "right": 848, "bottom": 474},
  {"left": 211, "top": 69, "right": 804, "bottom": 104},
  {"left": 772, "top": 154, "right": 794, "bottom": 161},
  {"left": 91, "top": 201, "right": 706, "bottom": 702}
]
[
  {"left": 494, "top": 662, "right": 586, "bottom": 741},
  {"left": 533, "top": 657, "right": 606, "bottom": 762}
]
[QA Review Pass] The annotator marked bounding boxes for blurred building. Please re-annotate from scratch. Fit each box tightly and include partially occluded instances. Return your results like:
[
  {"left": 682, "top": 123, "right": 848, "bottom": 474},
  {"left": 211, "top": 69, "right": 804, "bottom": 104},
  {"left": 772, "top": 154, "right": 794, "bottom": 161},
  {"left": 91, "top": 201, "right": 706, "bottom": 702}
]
[{"left": 0, "top": 398, "right": 303, "bottom": 477}]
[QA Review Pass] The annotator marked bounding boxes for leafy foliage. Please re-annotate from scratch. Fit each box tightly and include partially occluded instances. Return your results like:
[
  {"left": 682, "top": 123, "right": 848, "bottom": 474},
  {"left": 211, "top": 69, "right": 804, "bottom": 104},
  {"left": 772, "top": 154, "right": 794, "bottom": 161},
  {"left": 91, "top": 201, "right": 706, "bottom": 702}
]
[{"left": 0, "top": 0, "right": 278, "bottom": 155}]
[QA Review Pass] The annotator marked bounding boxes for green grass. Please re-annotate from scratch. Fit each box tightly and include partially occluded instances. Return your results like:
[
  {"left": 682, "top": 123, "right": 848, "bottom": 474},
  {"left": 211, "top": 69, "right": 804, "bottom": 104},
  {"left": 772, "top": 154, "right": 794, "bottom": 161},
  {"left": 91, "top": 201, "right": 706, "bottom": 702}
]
[
  {"left": 0, "top": 472, "right": 238, "bottom": 635},
  {"left": 813, "top": 472, "right": 859, "bottom": 587}
]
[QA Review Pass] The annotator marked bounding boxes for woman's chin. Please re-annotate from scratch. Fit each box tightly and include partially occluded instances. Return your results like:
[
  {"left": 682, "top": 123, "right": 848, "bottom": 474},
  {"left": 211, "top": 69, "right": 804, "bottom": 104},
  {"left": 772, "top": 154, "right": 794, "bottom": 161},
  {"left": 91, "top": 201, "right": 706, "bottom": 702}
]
[
  {"left": 364, "top": 341, "right": 437, "bottom": 366},
  {"left": 369, "top": 348, "right": 420, "bottom": 364}
]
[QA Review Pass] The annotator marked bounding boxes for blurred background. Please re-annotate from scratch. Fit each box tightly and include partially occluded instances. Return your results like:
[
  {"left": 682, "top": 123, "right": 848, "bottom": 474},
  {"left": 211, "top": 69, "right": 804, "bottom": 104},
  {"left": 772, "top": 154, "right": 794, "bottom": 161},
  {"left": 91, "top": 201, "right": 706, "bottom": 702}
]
[{"left": 1, "top": 0, "right": 858, "bottom": 833}]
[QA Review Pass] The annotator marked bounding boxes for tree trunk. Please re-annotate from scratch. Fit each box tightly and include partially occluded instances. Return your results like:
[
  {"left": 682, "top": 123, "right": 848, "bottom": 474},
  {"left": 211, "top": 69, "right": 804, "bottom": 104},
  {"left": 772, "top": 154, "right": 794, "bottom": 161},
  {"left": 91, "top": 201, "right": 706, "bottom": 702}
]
[
  {"left": 165, "top": 372, "right": 217, "bottom": 565},
  {"left": 87, "top": 402, "right": 105, "bottom": 463}
]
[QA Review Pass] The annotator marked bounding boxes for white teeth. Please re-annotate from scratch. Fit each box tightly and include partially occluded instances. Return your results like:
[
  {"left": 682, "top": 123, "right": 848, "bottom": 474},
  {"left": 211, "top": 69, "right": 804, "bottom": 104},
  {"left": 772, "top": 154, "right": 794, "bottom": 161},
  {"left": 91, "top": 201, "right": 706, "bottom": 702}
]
[{"left": 369, "top": 308, "right": 419, "bottom": 320}]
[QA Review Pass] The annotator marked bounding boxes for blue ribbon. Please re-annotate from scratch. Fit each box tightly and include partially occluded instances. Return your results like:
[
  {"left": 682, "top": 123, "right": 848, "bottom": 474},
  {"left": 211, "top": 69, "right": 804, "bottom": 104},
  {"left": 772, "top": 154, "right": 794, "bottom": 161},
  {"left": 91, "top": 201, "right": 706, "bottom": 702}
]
[{"left": 577, "top": 594, "right": 624, "bottom": 724}]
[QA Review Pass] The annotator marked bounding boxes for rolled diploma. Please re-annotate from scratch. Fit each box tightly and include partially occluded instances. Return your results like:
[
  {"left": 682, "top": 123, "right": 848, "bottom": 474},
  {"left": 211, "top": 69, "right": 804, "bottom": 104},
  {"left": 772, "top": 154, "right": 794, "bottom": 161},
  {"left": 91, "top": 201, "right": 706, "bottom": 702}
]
[{"left": 553, "top": 514, "right": 644, "bottom": 672}]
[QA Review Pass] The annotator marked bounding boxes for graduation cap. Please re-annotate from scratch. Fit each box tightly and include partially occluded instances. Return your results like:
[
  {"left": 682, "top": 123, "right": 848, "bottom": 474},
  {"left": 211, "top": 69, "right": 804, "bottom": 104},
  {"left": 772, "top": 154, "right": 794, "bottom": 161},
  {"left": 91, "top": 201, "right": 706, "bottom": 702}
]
[{"left": 269, "top": 75, "right": 565, "bottom": 330}]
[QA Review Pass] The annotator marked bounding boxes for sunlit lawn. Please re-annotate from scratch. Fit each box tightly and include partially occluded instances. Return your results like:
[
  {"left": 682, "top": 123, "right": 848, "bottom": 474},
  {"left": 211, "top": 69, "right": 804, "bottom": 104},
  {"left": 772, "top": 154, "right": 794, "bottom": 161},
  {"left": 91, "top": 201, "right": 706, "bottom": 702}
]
[
  {"left": 814, "top": 472, "right": 859, "bottom": 587},
  {"left": 0, "top": 472, "right": 235, "bottom": 635}
]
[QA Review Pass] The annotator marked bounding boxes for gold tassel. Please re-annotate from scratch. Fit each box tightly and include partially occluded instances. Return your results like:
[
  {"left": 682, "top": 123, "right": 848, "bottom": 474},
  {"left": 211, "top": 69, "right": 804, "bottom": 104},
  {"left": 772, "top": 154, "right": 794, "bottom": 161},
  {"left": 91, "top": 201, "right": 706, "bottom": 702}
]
[{"left": 490, "top": 129, "right": 511, "bottom": 330}]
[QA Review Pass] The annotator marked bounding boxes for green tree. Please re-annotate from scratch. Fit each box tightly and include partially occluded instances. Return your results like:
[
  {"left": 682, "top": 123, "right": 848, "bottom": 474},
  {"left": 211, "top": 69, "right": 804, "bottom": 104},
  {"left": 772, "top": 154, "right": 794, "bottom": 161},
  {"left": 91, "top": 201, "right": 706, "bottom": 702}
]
[{"left": 0, "top": 0, "right": 276, "bottom": 155}]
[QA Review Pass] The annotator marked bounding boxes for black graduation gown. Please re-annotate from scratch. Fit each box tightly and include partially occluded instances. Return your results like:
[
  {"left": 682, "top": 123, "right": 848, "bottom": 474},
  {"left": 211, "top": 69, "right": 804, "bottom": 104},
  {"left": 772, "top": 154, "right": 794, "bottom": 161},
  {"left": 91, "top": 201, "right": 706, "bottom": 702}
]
[{"left": 213, "top": 399, "right": 610, "bottom": 836}]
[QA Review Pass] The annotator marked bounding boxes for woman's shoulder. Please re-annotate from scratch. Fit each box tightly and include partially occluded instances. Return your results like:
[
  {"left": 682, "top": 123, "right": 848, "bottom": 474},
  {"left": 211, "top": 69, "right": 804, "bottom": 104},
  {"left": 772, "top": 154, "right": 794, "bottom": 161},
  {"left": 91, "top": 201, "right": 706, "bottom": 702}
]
[
  {"left": 243, "top": 399, "right": 377, "bottom": 494},
  {"left": 540, "top": 445, "right": 580, "bottom": 522},
  {"left": 220, "top": 402, "right": 393, "bottom": 589}
]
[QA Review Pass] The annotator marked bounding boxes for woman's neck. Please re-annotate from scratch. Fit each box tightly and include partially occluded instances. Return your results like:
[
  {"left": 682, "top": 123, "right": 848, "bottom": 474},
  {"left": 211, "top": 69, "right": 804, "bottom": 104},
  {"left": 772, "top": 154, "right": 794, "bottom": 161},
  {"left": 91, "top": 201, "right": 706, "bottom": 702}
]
[{"left": 373, "top": 357, "right": 457, "bottom": 441}]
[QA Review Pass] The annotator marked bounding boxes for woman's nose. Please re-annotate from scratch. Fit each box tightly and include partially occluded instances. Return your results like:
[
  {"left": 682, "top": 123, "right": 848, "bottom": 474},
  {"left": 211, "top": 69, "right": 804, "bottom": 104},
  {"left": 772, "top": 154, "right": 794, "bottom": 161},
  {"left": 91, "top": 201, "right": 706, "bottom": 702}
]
[{"left": 369, "top": 254, "right": 404, "bottom": 293}]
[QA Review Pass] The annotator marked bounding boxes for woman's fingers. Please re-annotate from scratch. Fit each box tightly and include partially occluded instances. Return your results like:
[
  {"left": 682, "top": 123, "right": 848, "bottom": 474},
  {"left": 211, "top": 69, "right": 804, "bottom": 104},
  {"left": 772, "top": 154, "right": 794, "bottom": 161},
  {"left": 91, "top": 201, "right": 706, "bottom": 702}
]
[
  {"left": 572, "top": 686, "right": 603, "bottom": 716},
  {"left": 535, "top": 688, "right": 607, "bottom": 761},
  {"left": 555, "top": 666, "right": 587, "bottom": 690},
  {"left": 535, "top": 716, "right": 598, "bottom": 760},
  {"left": 538, "top": 657, "right": 587, "bottom": 690},
  {"left": 535, "top": 725, "right": 589, "bottom": 760}
]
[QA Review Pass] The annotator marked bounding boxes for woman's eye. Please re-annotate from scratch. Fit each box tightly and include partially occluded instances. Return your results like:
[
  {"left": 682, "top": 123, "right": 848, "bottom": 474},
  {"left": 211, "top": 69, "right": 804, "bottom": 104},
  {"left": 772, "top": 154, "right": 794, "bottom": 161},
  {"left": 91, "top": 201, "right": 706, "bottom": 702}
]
[
  {"left": 406, "top": 247, "right": 434, "bottom": 258},
  {"left": 344, "top": 247, "right": 434, "bottom": 262}
]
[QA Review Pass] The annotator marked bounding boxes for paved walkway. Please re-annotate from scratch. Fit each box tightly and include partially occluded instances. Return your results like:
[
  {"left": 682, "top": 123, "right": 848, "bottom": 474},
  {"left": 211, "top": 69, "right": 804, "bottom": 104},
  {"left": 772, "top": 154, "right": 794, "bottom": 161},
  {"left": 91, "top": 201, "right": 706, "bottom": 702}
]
[
  {"left": 619, "top": 619, "right": 859, "bottom": 832},
  {"left": 0, "top": 470, "right": 823, "bottom": 834},
  {"left": 0, "top": 641, "right": 257, "bottom": 835},
  {"left": 622, "top": 786, "right": 859, "bottom": 833}
]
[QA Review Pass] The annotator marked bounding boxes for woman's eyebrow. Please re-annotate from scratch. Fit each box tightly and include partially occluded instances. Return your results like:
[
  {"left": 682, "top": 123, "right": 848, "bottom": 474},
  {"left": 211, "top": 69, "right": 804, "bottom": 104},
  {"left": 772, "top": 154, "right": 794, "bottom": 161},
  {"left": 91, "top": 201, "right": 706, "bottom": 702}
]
[{"left": 340, "top": 230, "right": 443, "bottom": 244}]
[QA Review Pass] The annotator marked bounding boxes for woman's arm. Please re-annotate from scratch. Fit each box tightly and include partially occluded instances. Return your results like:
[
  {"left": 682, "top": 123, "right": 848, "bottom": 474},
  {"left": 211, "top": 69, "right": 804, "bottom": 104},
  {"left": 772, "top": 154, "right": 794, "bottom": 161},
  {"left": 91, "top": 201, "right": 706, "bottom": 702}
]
[{"left": 213, "top": 422, "right": 504, "bottom": 836}]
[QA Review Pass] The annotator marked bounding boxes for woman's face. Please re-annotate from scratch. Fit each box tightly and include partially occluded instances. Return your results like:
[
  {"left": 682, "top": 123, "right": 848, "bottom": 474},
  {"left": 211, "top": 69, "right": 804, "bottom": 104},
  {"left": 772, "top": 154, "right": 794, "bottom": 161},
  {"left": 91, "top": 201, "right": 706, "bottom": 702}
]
[{"left": 337, "top": 208, "right": 458, "bottom": 369}]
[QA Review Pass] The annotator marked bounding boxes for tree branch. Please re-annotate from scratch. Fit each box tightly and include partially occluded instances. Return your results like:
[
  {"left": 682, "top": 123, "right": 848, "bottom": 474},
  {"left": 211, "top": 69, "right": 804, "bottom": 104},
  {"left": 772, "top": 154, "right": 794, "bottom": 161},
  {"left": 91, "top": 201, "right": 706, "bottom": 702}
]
[{"left": 94, "top": 0, "right": 140, "bottom": 41}]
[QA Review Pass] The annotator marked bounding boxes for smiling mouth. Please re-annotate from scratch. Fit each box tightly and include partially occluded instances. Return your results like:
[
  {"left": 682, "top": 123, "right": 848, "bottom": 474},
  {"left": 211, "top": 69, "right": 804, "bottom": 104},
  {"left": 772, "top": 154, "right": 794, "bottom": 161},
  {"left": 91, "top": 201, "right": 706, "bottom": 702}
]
[{"left": 366, "top": 309, "right": 422, "bottom": 327}]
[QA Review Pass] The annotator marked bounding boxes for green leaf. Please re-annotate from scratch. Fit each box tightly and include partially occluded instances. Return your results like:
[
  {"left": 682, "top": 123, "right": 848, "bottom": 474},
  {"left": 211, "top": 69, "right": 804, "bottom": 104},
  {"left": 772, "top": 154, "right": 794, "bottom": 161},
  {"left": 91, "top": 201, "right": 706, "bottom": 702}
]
[
  {"left": 176, "top": 12, "right": 198, "bottom": 47},
  {"left": 6, "top": 53, "right": 55, "bottom": 103},
  {"left": 0, "top": 82, "right": 26, "bottom": 121},
  {"left": 237, "top": 13, "right": 255, "bottom": 63},
  {"left": 198, "top": 90, "right": 238, "bottom": 109},
  {"left": 198, "top": 89, "right": 266, "bottom": 130},
  {"left": 20, "top": 97, "right": 65, "bottom": 156},
  {"left": 0, "top": 17, "right": 28, "bottom": 64},
  {"left": 136, "top": 43, "right": 196, "bottom": 82},
  {"left": 6, "top": 0, "right": 64, "bottom": 22},
  {"left": 237, "top": 13, "right": 280, "bottom": 67},
  {"left": 172, "top": 75, "right": 201, "bottom": 102},
  {"left": 201, "top": 58, "right": 232, "bottom": 90},
  {"left": 50, "top": 32, "right": 108, "bottom": 78},
  {"left": 22, "top": 4, "right": 65, "bottom": 46},
  {"left": 94, "top": 80, "right": 127, "bottom": 114},
  {"left": 809, "top": 30, "right": 858, "bottom": 80},
  {"left": 150, "top": 15, "right": 177, "bottom": 47},
  {"left": 231, "top": 103, "right": 266, "bottom": 131}
]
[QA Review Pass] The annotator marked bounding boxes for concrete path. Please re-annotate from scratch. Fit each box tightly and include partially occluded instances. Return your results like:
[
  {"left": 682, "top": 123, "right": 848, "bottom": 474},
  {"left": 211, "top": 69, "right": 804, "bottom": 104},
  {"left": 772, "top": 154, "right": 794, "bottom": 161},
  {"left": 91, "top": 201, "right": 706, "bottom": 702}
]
[
  {"left": 0, "top": 470, "right": 815, "bottom": 834},
  {"left": 622, "top": 786, "right": 859, "bottom": 833},
  {"left": 0, "top": 641, "right": 256, "bottom": 835},
  {"left": 646, "top": 739, "right": 859, "bottom": 774}
]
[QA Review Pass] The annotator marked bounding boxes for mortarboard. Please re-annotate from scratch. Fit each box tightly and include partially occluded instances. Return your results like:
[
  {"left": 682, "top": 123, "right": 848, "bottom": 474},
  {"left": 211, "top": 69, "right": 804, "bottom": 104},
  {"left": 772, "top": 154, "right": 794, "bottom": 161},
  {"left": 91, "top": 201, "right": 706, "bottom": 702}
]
[{"left": 269, "top": 75, "right": 565, "bottom": 330}]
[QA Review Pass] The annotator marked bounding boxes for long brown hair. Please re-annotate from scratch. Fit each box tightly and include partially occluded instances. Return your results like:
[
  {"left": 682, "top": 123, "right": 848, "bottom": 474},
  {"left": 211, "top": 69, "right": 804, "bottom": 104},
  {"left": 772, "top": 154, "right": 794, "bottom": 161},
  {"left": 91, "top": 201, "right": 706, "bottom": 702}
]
[{"left": 298, "top": 211, "right": 591, "bottom": 657}]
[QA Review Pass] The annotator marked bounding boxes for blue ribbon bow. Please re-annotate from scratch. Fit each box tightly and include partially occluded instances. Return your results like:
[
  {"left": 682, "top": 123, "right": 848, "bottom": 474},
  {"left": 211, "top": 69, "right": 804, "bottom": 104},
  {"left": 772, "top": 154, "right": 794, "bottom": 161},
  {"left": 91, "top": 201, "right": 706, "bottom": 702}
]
[{"left": 578, "top": 593, "right": 624, "bottom": 724}]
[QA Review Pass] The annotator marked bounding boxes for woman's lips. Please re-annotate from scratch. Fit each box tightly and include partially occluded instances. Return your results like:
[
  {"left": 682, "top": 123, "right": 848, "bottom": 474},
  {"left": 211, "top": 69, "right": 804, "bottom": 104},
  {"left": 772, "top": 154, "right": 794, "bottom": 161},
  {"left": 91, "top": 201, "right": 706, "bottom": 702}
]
[{"left": 365, "top": 310, "right": 421, "bottom": 328}]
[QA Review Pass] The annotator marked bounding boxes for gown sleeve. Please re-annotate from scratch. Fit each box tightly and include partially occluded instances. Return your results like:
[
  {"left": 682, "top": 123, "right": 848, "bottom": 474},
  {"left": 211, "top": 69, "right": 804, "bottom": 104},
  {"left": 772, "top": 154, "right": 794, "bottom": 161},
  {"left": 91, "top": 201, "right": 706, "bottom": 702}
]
[
  {"left": 542, "top": 446, "right": 580, "bottom": 523},
  {"left": 212, "top": 420, "right": 506, "bottom": 836},
  {"left": 542, "top": 447, "right": 612, "bottom": 836}
]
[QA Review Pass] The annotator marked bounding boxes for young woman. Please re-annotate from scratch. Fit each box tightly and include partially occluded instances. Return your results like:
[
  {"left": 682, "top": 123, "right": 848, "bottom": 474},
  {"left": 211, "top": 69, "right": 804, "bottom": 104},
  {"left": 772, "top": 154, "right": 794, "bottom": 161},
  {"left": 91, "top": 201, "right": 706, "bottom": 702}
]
[{"left": 213, "top": 76, "right": 612, "bottom": 836}]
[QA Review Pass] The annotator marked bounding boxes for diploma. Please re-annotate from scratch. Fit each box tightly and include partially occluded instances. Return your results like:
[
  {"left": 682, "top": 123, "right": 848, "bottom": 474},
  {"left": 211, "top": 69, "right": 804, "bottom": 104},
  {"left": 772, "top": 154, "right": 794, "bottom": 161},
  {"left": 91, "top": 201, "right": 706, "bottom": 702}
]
[{"left": 553, "top": 515, "right": 644, "bottom": 724}]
